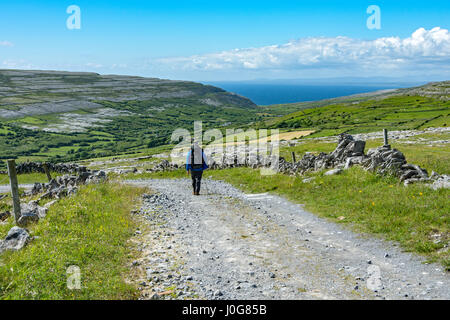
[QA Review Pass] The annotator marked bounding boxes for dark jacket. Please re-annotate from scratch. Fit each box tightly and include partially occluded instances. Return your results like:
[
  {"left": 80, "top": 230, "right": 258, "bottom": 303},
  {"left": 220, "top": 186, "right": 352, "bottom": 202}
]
[{"left": 186, "top": 149, "right": 209, "bottom": 172}]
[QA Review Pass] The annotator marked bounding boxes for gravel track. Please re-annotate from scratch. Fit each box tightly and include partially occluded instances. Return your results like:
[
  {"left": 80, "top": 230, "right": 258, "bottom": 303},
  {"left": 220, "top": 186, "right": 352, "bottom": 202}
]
[
  {"left": 127, "top": 178, "right": 449, "bottom": 300},
  {"left": 0, "top": 184, "right": 33, "bottom": 193}
]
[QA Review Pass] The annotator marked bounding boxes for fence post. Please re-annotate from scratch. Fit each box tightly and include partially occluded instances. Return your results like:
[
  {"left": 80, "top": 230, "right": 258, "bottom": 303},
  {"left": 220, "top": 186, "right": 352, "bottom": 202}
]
[
  {"left": 383, "top": 129, "right": 389, "bottom": 146},
  {"left": 291, "top": 151, "right": 296, "bottom": 163},
  {"left": 7, "top": 159, "right": 21, "bottom": 224},
  {"left": 43, "top": 163, "right": 52, "bottom": 182}
]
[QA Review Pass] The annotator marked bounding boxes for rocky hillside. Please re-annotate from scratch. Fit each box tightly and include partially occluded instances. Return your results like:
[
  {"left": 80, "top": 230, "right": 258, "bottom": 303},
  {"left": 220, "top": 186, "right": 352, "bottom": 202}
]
[
  {"left": 0, "top": 69, "right": 258, "bottom": 163},
  {"left": 0, "top": 69, "right": 256, "bottom": 119},
  {"left": 393, "top": 81, "right": 450, "bottom": 101}
]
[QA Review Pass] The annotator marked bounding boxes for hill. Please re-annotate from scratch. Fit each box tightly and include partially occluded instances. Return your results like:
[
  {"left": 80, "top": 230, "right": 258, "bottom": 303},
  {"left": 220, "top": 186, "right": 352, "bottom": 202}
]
[
  {"left": 0, "top": 69, "right": 258, "bottom": 163},
  {"left": 262, "top": 81, "right": 450, "bottom": 137},
  {"left": 261, "top": 81, "right": 450, "bottom": 116}
]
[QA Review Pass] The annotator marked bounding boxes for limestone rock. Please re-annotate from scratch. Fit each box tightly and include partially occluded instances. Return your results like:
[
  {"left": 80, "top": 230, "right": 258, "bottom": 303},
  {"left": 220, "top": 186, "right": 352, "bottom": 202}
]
[
  {"left": 324, "top": 168, "right": 343, "bottom": 176},
  {"left": 0, "top": 226, "right": 30, "bottom": 253}
]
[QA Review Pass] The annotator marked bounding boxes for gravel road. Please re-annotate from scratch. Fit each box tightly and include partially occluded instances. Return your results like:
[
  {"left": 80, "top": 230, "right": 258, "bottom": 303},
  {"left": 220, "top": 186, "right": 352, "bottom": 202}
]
[
  {"left": 0, "top": 184, "right": 33, "bottom": 193},
  {"left": 127, "top": 178, "right": 449, "bottom": 300}
]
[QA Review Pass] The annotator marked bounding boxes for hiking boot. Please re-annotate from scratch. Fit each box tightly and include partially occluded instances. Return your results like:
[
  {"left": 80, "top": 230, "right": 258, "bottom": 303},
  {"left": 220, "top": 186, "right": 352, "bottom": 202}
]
[
  {"left": 195, "top": 191, "right": 200, "bottom": 196},
  {"left": 193, "top": 191, "right": 196, "bottom": 195}
]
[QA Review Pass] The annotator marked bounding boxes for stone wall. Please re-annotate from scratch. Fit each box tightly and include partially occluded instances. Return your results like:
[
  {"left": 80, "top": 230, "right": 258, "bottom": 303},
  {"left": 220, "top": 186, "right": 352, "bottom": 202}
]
[
  {"left": 15, "top": 162, "right": 88, "bottom": 175},
  {"left": 147, "top": 133, "right": 448, "bottom": 189}
]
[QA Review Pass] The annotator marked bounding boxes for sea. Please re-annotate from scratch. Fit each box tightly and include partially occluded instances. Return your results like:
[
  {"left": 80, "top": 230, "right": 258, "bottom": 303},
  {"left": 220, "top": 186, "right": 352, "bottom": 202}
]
[{"left": 204, "top": 81, "right": 424, "bottom": 106}]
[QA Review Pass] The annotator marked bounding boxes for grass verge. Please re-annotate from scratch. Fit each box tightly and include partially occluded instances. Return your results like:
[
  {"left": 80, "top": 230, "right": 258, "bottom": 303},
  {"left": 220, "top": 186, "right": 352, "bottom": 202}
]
[{"left": 0, "top": 182, "right": 145, "bottom": 299}]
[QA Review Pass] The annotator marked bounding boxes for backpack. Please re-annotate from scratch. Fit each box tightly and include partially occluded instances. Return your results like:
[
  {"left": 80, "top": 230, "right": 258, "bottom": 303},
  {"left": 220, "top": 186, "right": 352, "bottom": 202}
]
[{"left": 190, "top": 146, "right": 205, "bottom": 170}]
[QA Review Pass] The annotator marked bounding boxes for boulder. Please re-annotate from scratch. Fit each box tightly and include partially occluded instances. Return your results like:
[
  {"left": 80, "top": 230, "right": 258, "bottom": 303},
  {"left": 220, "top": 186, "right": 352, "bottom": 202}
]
[
  {"left": 324, "top": 168, "right": 343, "bottom": 176},
  {"left": 18, "top": 212, "right": 39, "bottom": 226},
  {"left": 21, "top": 201, "right": 48, "bottom": 219},
  {"left": 0, "top": 211, "right": 11, "bottom": 221},
  {"left": 0, "top": 226, "right": 30, "bottom": 253},
  {"left": 427, "top": 175, "right": 450, "bottom": 190},
  {"left": 86, "top": 170, "right": 107, "bottom": 184},
  {"left": 363, "top": 146, "right": 407, "bottom": 175},
  {"left": 330, "top": 134, "right": 366, "bottom": 161},
  {"left": 344, "top": 156, "right": 365, "bottom": 169},
  {"left": 400, "top": 170, "right": 418, "bottom": 181}
]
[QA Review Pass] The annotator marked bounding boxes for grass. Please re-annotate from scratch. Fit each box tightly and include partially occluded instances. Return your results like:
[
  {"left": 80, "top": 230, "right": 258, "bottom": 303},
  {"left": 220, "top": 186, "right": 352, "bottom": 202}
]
[
  {"left": 0, "top": 182, "right": 145, "bottom": 299},
  {"left": 0, "top": 172, "right": 64, "bottom": 185},
  {"left": 123, "top": 165, "right": 449, "bottom": 269},
  {"left": 265, "top": 96, "right": 449, "bottom": 137}
]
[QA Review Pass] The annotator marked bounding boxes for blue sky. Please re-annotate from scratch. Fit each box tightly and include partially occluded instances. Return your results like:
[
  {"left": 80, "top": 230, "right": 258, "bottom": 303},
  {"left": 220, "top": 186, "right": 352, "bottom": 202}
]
[{"left": 0, "top": 0, "right": 449, "bottom": 81}]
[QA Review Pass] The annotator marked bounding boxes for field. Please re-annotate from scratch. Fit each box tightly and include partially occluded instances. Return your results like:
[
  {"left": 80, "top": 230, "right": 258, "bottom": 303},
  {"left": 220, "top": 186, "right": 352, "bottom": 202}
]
[
  {"left": 264, "top": 96, "right": 449, "bottom": 138},
  {"left": 211, "top": 129, "right": 315, "bottom": 146}
]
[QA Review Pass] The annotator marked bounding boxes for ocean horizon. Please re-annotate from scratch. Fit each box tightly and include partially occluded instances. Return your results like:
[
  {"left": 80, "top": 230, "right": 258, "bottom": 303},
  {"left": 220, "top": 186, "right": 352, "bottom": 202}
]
[{"left": 205, "top": 82, "right": 425, "bottom": 105}]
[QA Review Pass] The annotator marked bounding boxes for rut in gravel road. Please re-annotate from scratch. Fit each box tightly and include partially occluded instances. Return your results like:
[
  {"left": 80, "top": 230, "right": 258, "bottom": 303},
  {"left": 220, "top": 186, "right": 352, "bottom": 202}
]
[{"left": 127, "top": 178, "right": 449, "bottom": 300}]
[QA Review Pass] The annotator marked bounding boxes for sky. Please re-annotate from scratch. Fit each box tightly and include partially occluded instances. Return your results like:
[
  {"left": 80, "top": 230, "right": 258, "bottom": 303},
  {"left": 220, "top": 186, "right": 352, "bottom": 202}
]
[{"left": 0, "top": 0, "right": 449, "bottom": 81}]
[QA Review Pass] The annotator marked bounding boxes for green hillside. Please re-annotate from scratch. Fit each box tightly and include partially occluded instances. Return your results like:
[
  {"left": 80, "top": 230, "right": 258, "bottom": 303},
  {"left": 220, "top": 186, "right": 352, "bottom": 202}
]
[
  {"left": 261, "top": 81, "right": 450, "bottom": 118},
  {"left": 0, "top": 70, "right": 258, "bottom": 164},
  {"left": 264, "top": 95, "right": 449, "bottom": 138}
]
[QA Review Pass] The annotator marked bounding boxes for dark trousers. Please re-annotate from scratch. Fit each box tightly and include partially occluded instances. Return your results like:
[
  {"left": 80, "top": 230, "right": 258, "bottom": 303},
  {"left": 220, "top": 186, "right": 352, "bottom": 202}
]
[{"left": 191, "top": 170, "right": 203, "bottom": 194}]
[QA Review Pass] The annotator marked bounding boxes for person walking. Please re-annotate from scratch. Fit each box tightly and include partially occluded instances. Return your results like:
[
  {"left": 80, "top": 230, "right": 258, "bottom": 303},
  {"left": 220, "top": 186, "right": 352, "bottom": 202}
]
[{"left": 186, "top": 142, "right": 209, "bottom": 195}]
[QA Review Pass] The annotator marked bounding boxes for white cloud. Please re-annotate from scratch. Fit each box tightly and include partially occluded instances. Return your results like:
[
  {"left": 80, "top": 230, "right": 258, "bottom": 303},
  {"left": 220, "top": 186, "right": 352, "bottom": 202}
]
[
  {"left": 85, "top": 62, "right": 104, "bottom": 68},
  {"left": 156, "top": 27, "right": 450, "bottom": 77},
  {"left": 2, "top": 59, "right": 34, "bottom": 69},
  {"left": 0, "top": 41, "right": 14, "bottom": 47}
]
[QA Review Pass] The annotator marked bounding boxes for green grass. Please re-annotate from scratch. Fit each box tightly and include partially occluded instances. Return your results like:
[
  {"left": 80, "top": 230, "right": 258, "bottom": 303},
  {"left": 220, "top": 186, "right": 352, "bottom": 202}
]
[
  {"left": 0, "top": 172, "right": 65, "bottom": 185},
  {"left": 0, "top": 182, "right": 145, "bottom": 299}
]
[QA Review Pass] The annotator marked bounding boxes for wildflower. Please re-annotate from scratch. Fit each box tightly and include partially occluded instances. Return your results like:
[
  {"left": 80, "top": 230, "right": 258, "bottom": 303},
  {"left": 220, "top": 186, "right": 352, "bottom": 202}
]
[
  {"left": 419, "top": 192, "right": 423, "bottom": 196},
  {"left": 389, "top": 185, "right": 394, "bottom": 188},
  {"left": 359, "top": 190, "right": 362, "bottom": 193},
  {"left": 371, "top": 202, "right": 375, "bottom": 206}
]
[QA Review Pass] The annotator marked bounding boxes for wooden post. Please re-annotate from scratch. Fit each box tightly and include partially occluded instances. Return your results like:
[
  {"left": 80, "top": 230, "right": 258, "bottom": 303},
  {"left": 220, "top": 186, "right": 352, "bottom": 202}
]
[
  {"left": 43, "top": 163, "right": 52, "bottom": 182},
  {"left": 291, "top": 151, "right": 296, "bottom": 163},
  {"left": 383, "top": 129, "right": 389, "bottom": 146},
  {"left": 7, "top": 160, "right": 21, "bottom": 224},
  {"left": 245, "top": 144, "right": 248, "bottom": 166}
]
